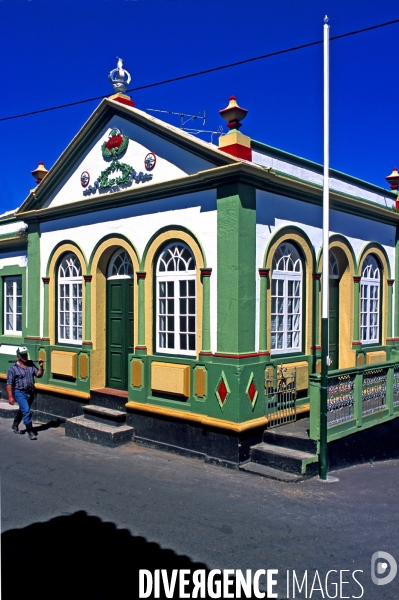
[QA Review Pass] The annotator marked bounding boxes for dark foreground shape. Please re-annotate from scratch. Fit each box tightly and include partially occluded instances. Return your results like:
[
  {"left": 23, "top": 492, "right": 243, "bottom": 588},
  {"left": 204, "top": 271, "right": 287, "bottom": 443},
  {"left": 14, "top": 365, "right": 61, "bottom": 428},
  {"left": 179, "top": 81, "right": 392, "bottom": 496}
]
[{"left": 2, "top": 511, "right": 261, "bottom": 600}]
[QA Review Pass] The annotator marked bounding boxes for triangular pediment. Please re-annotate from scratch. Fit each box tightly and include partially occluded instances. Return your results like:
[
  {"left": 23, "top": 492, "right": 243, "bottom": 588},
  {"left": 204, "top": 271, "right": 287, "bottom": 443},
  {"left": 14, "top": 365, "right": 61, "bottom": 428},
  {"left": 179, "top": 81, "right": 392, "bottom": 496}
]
[{"left": 18, "top": 99, "right": 236, "bottom": 215}]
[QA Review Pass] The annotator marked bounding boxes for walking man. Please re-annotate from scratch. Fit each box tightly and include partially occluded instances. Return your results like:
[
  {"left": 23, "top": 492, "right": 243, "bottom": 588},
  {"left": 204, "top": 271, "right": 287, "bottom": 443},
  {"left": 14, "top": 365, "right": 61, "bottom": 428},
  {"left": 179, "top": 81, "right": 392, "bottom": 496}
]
[{"left": 7, "top": 347, "right": 44, "bottom": 440}]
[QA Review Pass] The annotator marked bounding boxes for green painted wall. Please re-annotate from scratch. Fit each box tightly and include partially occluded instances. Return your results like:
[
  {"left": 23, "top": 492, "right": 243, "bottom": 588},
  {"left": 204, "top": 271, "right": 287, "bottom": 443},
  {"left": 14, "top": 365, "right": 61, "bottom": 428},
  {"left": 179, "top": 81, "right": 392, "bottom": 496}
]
[
  {"left": 128, "top": 352, "right": 267, "bottom": 424},
  {"left": 217, "top": 183, "right": 256, "bottom": 354}
]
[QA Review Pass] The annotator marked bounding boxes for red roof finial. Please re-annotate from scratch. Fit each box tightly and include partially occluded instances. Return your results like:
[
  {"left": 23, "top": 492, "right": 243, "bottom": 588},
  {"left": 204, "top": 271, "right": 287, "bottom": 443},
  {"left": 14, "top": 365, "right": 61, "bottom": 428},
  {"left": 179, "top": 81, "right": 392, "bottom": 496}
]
[
  {"left": 31, "top": 161, "right": 49, "bottom": 185},
  {"left": 386, "top": 167, "right": 399, "bottom": 190},
  {"left": 219, "top": 96, "right": 248, "bottom": 130}
]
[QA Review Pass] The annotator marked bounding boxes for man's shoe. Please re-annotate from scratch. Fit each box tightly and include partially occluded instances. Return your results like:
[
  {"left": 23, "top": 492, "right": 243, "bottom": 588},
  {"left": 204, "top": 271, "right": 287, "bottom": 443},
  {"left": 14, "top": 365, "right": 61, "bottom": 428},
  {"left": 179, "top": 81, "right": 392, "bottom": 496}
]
[
  {"left": 11, "top": 420, "right": 19, "bottom": 433},
  {"left": 27, "top": 429, "right": 37, "bottom": 440}
]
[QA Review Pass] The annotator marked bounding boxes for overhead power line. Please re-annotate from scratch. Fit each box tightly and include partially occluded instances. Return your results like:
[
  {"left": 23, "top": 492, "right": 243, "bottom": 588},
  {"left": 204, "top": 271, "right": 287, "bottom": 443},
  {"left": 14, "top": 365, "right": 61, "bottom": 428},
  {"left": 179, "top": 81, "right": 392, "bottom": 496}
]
[{"left": 1, "top": 17, "right": 399, "bottom": 124}]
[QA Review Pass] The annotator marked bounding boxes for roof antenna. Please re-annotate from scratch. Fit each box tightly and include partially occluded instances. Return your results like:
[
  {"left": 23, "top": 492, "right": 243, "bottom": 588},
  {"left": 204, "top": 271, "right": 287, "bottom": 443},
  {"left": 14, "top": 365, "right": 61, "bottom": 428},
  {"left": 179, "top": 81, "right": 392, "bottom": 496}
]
[{"left": 146, "top": 107, "right": 206, "bottom": 129}]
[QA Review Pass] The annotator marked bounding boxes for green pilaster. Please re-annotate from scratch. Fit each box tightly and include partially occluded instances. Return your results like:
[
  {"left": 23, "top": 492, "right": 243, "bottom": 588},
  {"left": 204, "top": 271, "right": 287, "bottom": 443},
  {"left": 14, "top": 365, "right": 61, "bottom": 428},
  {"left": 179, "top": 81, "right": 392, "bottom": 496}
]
[
  {"left": 387, "top": 364, "right": 394, "bottom": 416},
  {"left": 312, "top": 273, "right": 321, "bottom": 372},
  {"left": 137, "top": 272, "right": 146, "bottom": 348},
  {"left": 84, "top": 275, "right": 92, "bottom": 341},
  {"left": 26, "top": 221, "right": 41, "bottom": 337},
  {"left": 200, "top": 268, "right": 212, "bottom": 352},
  {"left": 258, "top": 269, "right": 269, "bottom": 353},
  {"left": 217, "top": 183, "right": 256, "bottom": 354},
  {"left": 355, "top": 370, "right": 363, "bottom": 428}
]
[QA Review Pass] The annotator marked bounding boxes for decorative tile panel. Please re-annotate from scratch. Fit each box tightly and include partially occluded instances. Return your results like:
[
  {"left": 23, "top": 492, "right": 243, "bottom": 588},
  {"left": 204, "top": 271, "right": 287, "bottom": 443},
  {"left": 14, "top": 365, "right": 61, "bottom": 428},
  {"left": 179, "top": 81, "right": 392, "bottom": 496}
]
[
  {"left": 215, "top": 371, "right": 230, "bottom": 411},
  {"left": 246, "top": 372, "right": 258, "bottom": 409}
]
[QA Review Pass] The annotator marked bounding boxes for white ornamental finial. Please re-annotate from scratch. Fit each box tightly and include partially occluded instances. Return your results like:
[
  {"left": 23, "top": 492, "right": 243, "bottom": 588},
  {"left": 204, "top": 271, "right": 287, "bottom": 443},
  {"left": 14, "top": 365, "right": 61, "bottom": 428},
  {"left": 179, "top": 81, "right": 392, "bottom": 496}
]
[{"left": 108, "top": 57, "right": 131, "bottom": 93}]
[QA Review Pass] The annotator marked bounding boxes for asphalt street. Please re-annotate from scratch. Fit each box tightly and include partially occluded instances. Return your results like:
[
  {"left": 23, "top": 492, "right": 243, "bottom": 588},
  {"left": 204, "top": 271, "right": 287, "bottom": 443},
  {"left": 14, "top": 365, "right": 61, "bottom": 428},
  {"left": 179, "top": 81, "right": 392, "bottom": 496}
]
[{"left": 1, "top": 416, "right": 398, "bottom": 600}]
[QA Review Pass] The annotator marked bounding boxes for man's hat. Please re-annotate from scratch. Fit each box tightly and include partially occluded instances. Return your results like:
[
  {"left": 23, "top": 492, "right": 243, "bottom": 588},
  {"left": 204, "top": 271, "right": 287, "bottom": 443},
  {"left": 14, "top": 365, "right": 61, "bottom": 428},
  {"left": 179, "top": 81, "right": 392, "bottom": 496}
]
[{"left": 16, "top": 346, "right": 29, "bottom": 356}]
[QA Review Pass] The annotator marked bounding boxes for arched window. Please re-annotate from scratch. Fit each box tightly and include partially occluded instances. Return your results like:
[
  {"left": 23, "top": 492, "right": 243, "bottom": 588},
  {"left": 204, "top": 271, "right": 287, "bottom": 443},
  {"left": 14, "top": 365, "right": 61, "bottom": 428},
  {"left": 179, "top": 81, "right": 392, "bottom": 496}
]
[
  {"left": 360, "top": 255, "right": 380, "bottom": 344},
  {"left": 58, "top": 253, "right": 82, "bottom": 343},
  {"left": 107, "top": 249, "right": 133, "bottom": 279},
  {"left": 329, "top": 251, "right": 339, "bottom": 279},
  {"left": 271, "top": 242, "right": 302, "bottom": 353},
  {"left": 156, "top": 242, "right": 196, "bottom": 355}
]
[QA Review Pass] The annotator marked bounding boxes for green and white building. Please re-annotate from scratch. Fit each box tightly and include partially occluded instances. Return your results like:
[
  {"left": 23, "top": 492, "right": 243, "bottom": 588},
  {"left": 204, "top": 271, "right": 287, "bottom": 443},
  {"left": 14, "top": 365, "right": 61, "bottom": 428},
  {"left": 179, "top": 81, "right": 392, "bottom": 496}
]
[{"left": 1, "top": 89, "right": 399, "bottom": 474}]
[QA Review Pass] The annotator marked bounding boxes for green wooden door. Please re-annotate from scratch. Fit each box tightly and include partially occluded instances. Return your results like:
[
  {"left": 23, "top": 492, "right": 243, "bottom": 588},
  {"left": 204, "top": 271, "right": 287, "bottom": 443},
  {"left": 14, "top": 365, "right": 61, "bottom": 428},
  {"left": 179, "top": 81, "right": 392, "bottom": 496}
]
[
  {"left": 106, "top": 278, "right": 133, "bottom": 390},
  {"left": 329, "top": 279, "right": 339, "bottom": 370}
]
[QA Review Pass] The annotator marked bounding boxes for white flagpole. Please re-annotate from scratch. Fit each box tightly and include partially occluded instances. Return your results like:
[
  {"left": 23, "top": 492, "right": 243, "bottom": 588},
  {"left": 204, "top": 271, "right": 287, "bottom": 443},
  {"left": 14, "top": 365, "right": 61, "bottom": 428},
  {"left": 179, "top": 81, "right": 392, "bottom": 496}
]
[
  {"left": 320, "top": 15, "right": 330, "bottom": 480},
  {"left": 322, "top": 15, "right": 330, "bottom": 323}
]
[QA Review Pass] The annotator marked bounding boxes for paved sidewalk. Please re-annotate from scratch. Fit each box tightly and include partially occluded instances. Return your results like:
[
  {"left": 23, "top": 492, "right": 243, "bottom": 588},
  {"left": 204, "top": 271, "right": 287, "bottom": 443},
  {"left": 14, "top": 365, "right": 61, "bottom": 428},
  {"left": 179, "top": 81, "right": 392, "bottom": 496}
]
[{"left": 1, "top": 415, "right": 398, "bottom": 599}]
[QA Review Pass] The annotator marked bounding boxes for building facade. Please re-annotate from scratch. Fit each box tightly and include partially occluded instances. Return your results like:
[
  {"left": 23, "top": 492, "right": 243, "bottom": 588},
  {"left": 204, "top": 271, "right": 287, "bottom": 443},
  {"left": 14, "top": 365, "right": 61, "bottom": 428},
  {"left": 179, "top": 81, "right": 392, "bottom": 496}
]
[{"left": 1, "top": 91, "right": 398, "bottom": 470}]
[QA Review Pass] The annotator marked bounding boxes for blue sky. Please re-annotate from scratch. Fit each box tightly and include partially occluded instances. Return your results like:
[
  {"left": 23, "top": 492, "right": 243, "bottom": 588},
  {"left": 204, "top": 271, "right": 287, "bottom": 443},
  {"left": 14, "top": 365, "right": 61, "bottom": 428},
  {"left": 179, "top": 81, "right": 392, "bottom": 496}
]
[{"left": 1, "top": 0, "right": 399, "bottom": 214}]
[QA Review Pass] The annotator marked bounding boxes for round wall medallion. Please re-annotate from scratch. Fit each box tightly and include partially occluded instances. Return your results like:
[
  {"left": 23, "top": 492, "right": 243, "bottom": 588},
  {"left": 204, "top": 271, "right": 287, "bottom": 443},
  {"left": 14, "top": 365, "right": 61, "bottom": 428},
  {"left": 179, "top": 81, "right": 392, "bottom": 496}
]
[
  {"left": 80, "top": 171, "right": 90, "bottom": 187},
  {"left": 144, "top": 152, "right": 156, "bottom": 171}
]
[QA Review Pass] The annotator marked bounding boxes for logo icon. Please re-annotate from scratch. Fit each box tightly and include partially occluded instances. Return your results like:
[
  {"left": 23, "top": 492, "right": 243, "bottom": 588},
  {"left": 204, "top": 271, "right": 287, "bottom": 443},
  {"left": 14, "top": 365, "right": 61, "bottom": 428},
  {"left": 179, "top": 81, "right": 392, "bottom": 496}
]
[
  {"left": 80, "top": 171, "right": 90, "bottom": 187},
  {"left": 144, "top": 152, "right": 156, "bottom": 171},
  {"left": 371, "top": 551, "right": 397, "bottom": 585}
]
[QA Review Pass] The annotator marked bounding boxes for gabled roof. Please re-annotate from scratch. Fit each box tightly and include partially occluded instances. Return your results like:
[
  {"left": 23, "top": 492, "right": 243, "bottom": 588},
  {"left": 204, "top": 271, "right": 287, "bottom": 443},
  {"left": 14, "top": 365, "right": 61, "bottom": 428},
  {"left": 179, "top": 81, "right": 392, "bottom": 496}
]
[
  {"left": 12, "top": 96, "right": 398, "bottom": 227},
  {"left": 16, "top": 97, "right": 238, "bottom": 216}
]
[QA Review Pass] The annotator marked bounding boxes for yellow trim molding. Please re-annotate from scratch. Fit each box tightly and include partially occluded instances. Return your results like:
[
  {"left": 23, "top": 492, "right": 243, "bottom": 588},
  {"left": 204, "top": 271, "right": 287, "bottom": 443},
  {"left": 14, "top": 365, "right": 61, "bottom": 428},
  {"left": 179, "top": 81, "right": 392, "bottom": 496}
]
[
  {"left": 34, "top": 382, "right": 90, "bottom": 400},
  {"left": 125, "top": 401, "right": 310, "bottom": 432}
]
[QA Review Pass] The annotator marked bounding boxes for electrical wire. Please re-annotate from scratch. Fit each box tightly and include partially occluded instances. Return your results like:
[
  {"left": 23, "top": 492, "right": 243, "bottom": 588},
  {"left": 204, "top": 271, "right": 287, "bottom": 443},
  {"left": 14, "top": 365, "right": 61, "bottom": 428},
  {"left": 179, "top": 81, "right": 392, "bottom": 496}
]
[{"left": 1, "top": 17, "right": 398, "bottom": 124}]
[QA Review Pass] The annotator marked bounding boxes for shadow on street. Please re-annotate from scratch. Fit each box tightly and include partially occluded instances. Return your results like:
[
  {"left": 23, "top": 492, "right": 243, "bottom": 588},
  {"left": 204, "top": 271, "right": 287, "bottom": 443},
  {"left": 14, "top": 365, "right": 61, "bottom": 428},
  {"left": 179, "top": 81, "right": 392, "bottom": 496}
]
[{"left": 2, "top": 510, "right": 261, "bottom": 600}]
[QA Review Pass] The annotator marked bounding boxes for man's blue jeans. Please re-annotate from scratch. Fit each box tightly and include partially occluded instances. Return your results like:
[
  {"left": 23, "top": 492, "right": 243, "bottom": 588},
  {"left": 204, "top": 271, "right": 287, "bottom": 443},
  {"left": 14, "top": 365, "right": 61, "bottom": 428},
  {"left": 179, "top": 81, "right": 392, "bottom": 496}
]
[{"left": 14, "top": 389, "right": 34, "bottom": 428}]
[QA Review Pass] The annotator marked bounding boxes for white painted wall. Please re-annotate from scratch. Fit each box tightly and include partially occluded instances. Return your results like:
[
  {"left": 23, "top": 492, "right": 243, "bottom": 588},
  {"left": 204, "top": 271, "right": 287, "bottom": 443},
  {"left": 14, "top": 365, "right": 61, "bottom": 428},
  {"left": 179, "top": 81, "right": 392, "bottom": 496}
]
[
  {"left": 0, "top": 221, "right": 27, "bottom": 237},
  {"left": 44, "top": 115, "right": 216, "bottom": 209},
  {"left": 255, "top": 189, "right": 396, "bottom": 351},
  {"left": 0, "top": 344, "right": 21, "bottom": 355},
  {"left": 0, "top": 251, "right": 27, "bottom": 269},
  {"left": 40, "top": 190, "right": 219, "bottom": 352},
  {"left": 252, "top": 150, "right": 394, "bottom": 209}
]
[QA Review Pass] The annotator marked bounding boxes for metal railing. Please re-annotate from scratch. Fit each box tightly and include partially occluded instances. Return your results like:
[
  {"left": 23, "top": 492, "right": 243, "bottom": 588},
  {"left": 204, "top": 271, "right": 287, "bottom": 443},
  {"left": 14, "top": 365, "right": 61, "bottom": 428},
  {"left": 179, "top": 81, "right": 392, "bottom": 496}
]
[
  {"left": 394, "top": 367, "right": 399, "bottom": 406},
  {"left": 310, "top": 360, "right": 399, "bottom": 442},
  {"left": 265, "top": 364, "right": 297, "bottom": 428},
  {"left": 327, "top": 374, "right": 355, "bottom": 426},
  {"left": 362, "top": 367, "right": 387, "bottom": 415}
]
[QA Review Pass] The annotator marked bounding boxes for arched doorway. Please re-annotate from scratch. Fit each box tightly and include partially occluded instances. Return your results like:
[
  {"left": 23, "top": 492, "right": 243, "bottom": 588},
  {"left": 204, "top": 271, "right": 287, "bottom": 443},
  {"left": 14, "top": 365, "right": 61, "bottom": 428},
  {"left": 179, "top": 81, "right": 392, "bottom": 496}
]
[{"left": 106, "top": 249, "right": 133, "bottom": 390}]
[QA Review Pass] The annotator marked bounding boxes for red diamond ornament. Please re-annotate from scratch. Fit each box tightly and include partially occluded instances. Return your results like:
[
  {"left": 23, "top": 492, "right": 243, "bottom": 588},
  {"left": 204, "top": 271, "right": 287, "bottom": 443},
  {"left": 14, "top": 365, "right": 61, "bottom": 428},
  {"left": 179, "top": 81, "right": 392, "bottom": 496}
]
[
  {"left": 217, "top": 379, "right": 228, "bottom": 404},
  {"left": 248, "top": 381, "right": 257, "bottom": 403}
]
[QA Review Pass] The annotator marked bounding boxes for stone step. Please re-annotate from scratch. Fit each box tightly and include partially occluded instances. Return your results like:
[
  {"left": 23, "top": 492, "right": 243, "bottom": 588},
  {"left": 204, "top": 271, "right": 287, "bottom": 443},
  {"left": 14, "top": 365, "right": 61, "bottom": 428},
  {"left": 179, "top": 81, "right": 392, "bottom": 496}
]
[
  {"left": 82, "top": 404, "right": 127, "bottom": 427},
  {"left": 239, "top": 462, "right": 302, "bottom": 482},
  {"left": 263, "top": 428, "right": 317, "bottom": 454},
  {"left": 65, "top": 416, "right": 134, "bottom": 447},
  {"left": 0, "top": 400, "right": 19, "bottom": 419},
  {"left": 89, "top": 388, "right": 128, "bottom": 411},
  {"left": 250, "top": 442, "right": 318, "bottom": 476}
]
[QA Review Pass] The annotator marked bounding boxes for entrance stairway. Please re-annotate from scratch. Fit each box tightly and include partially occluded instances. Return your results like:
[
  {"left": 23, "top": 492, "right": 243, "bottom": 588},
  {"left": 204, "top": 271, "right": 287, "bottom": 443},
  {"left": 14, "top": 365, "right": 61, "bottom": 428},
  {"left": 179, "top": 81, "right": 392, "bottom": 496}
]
[
  {"left": 65, "top": 388, "right": 134, "bottom": 447},
  {"left": 240, "top": 417, "right": 319, "bottom": 482}
]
